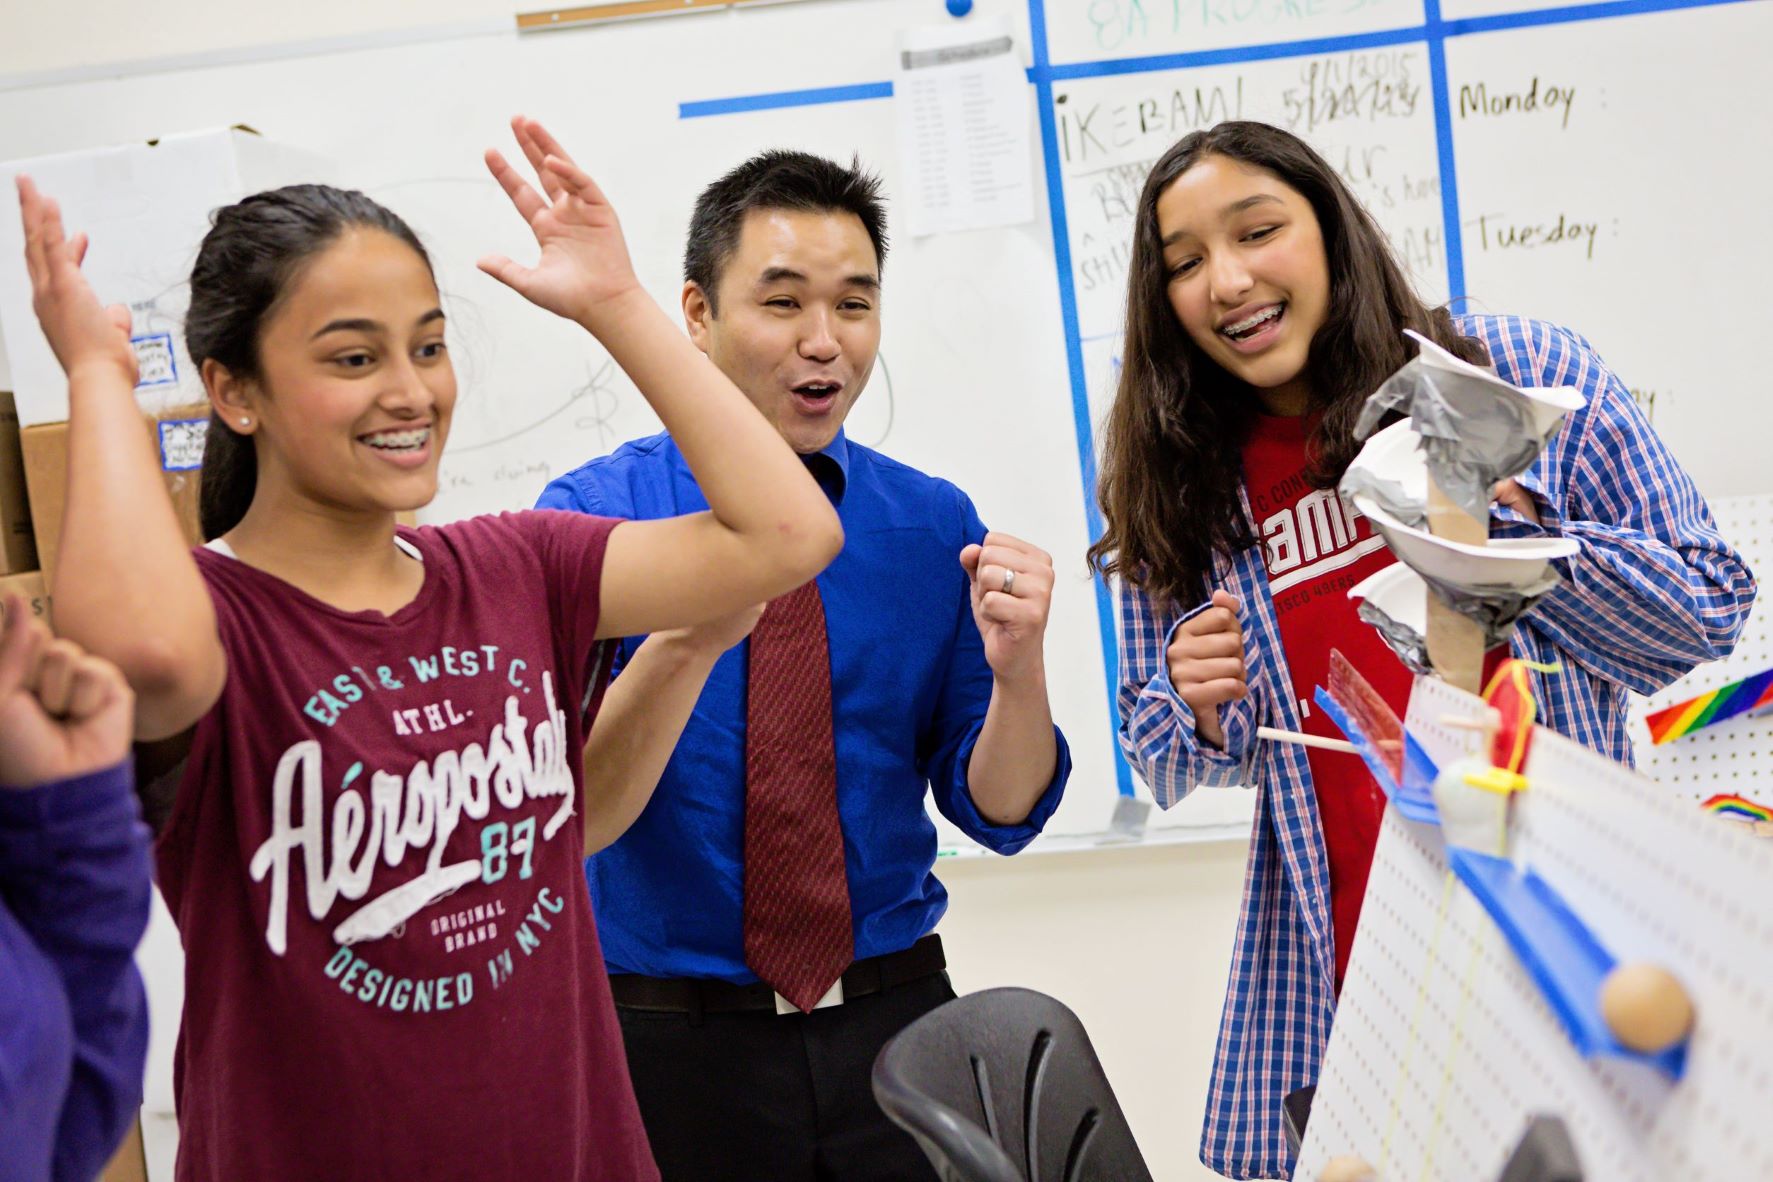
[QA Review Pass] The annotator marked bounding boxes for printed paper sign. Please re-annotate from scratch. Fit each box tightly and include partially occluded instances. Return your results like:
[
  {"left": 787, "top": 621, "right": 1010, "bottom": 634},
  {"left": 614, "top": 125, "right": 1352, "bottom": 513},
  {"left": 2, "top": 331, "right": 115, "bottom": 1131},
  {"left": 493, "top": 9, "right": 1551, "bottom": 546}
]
[
  {"left": 133, "top": 332, "right": 179, "bottom": 388},
  {"left": 159, "top": 417, "right": 207, "bottom": 472}
]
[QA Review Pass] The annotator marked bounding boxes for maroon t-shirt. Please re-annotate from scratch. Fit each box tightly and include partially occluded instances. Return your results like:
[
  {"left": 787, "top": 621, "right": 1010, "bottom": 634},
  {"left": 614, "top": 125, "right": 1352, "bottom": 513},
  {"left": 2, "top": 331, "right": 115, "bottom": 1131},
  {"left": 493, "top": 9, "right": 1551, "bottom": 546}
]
[
  {"left": 1242, "top": 414, "right": 1413, "bottom": 993},
  {"left": 155, "top": 511, "right": 658, "bottom": 1181}
]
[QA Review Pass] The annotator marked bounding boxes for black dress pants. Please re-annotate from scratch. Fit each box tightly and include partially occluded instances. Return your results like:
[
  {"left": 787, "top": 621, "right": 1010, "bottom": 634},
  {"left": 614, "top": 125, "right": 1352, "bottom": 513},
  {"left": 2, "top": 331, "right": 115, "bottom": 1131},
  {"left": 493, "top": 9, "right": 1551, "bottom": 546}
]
[{"left": 616, "top": 972, "right": 955, "bottom": 1181}]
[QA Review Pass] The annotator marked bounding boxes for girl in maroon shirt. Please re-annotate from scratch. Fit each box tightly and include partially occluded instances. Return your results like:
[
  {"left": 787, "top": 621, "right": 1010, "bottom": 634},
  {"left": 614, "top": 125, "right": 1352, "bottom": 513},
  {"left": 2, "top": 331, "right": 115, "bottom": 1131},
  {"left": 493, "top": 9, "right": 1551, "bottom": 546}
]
[{"left": 18, "top": 117, "right": 841, "bottom": 1181}]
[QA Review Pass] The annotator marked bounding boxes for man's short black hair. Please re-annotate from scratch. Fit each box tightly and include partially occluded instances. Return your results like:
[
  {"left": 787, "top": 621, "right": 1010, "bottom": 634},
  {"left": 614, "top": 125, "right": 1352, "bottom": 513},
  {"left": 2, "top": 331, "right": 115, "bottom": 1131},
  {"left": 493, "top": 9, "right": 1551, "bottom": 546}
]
[{"left": 685, "top": 150, "right": 888, "bottom": 313}]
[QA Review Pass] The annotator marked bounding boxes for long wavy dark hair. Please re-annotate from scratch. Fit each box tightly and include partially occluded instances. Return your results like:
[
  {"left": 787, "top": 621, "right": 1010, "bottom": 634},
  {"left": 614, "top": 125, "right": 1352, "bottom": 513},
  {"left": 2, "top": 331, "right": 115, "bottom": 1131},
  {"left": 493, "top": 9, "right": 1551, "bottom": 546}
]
[
  {"left": 188, "top": 185, "right": 432, "bottom": 540},
  {"left": 1086, "top": 121, "right": 1488, "bottom": 609}
]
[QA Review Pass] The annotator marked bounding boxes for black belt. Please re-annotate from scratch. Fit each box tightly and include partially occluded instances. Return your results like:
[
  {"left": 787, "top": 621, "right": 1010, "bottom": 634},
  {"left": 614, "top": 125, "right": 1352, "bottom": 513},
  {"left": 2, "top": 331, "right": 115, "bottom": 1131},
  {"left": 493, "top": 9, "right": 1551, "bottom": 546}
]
[{"left": 610, "top": 934, "right": 946, "bottom": 1017}]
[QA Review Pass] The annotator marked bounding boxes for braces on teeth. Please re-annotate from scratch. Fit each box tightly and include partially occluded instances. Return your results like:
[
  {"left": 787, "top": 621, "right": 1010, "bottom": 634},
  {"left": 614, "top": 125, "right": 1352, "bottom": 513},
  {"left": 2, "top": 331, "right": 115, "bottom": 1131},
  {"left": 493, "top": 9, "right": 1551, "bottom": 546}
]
[
  {"left": 365, "top": 429, "right": 429, "bottom": 449},
  {"left": 1224, "top": 306, "right": 1283, "bottom": 337}
]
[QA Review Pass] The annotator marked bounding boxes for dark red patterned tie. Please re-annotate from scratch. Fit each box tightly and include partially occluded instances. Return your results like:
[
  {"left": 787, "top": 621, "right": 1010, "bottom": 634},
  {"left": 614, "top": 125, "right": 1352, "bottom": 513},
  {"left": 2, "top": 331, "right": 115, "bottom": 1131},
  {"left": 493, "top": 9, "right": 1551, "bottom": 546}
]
[{"left": 743, "top": 579, "right": 853, "bottom": 1013}]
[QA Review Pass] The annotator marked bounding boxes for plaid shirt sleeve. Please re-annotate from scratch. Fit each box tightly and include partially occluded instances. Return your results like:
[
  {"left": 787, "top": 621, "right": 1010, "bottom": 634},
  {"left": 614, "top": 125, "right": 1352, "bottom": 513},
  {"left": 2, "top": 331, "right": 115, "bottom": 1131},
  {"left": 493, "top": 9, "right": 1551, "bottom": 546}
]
[
  {"left": 1481, "top": 316, "right": 1756, "bottom": 695},
  {"left": 1115, "top": 578, "right": 1260, "bottom": 806}
]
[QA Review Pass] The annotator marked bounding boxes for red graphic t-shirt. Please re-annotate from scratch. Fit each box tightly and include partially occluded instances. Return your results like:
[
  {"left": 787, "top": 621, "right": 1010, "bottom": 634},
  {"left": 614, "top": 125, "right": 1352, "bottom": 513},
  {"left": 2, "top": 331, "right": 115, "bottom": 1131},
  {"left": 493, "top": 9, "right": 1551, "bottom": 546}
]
[
  {"left": 1242, "top": 414, "right": 1413, "bottom": 993},
  {"left": 155, "top": 511, "right": 658, "bottom": 1181}
]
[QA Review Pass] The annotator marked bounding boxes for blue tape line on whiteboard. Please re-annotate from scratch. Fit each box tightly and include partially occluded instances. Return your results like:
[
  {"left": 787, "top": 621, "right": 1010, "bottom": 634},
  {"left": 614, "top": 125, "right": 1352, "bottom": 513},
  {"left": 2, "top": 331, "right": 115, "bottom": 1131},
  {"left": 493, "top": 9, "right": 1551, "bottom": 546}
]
[
  {"left": 1042, "top": 24, "right": 1428, "bottom": 80},
  {"left": 679, "top": 80, "right": 892, "bottom": 119},
  {"left": 1422, "top": 0, "right": 1468, "bottom": 304},
  {"left": 1026, "top": 0, "right": 1054, "bottom": 77},
  {"left": 1028, "top": 0, "right": 1135, "bottom": 799},
  {"left": 1440, "top": 0, "right": 1758, "bottom": 37}
]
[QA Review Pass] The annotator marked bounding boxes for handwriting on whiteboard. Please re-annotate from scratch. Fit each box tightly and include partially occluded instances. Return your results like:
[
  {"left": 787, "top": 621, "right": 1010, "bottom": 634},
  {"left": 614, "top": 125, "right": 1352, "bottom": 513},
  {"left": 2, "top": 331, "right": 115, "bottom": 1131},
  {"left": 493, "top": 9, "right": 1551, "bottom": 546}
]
[
  {"left": 1457, "top": 77, "right": 1577, "bottom": 130},
  {"left": 1082, "top": 0, "right": 1401, "bottom": 53}
]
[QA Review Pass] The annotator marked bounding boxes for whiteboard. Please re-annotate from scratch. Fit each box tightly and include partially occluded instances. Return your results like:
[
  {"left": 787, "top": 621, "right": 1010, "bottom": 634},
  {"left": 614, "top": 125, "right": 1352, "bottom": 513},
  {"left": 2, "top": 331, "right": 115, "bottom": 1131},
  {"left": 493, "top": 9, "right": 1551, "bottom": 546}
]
[
  {"left": 1, "top": 0, "right": 1765, "bottom": 847},
  {"left": 1445, "top": 3, "right": 1773, "bottom": 507}
]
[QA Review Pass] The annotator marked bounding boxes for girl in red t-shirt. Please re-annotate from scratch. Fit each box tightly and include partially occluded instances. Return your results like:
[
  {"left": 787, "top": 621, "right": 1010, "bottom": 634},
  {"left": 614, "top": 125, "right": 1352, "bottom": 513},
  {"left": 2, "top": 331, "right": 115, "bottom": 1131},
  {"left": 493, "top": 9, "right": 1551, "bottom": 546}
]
[
  {"left": 1087, "top": 120, "right": 1748, "bottom": 1177},
  {"left": 18, "top": 117, "right": 842, "bottom": 1181}
]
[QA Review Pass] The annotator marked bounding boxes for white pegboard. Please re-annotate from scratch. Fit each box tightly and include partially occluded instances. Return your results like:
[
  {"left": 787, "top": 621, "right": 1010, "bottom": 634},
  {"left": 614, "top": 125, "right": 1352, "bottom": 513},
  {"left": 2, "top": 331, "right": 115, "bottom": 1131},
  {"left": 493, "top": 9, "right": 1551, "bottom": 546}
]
[
  {"left": 1298, "top": 675, "right": 1773, "bottom": 1182},
  {"left": 1630, "top": 493, "right": 1773, "bottom": 801}
]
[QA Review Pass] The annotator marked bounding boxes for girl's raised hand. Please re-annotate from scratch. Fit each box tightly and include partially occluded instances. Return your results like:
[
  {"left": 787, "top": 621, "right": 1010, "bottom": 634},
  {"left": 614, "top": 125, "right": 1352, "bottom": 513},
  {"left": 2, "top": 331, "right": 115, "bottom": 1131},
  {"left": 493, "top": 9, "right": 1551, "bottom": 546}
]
[
  {"left": 478, "top": 116, "right": 643, "bottom": 331},
  {"left": 16, "top": 176, "right": 138, "bottom": 386}
]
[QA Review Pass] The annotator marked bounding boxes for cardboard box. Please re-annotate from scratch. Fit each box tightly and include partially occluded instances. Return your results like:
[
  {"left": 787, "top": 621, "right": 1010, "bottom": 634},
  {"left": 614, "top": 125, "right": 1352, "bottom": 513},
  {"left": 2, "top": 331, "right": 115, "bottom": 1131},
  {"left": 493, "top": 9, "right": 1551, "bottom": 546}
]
[
  {"left": 0, "top": 127, "right": 333, "bottom": 428},
  {"left": 21, "top": 406, "right": 208, "bottom": 582},
  {"left": 0, "top": 391, "right": 37, "bottom": 574}
]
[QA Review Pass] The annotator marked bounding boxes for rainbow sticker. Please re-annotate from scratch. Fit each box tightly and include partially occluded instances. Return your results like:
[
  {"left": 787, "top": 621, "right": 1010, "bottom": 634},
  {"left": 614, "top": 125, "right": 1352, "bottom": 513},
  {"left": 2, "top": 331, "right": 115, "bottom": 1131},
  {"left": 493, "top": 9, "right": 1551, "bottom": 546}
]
[
  {"left": 1702, "top": 793, "right": 1773, "bottom": 823},
  {"left": 1645, "top": 668, "right": 1773, "bottom": 745}
]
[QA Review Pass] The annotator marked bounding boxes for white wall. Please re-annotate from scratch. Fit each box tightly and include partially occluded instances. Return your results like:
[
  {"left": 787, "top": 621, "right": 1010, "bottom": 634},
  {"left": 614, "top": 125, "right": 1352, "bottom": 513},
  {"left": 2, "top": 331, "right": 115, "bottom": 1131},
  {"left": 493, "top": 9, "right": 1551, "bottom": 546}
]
[
  {"left": 942, "top": 840, "right": 1248, "bottom": 1181},
  {"left": 0, "top": 1, "right": 513, "bottom": 78}
]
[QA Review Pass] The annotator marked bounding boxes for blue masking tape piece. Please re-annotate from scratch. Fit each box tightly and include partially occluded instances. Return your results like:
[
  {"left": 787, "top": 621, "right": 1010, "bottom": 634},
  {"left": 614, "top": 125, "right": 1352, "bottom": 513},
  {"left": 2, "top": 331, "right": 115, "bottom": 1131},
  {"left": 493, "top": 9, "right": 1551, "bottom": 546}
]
[
  {"left": 1449, "top": 849, "right": 1686, "bottom": 1079},
  {"left": 1440, "top": 0, "right": 1756, "bottom": 37},
  {"left": 1042, "top": 24, "right": 1428, "bottom": 81},
  {"left": 1422, "top": 0, "right": 1468, "bottom": 302},
  {"left": 1027, "top": 0, "right": 1133, "bottom": 797},
  {"left": 158, "top": 417, "right": 208, "bottom": 472},
  {"left": 130, "top": 331, "right": 179, "bottom": 389},
  {"left": 679, "top": 81, "right": 893, "bottom": 119}
]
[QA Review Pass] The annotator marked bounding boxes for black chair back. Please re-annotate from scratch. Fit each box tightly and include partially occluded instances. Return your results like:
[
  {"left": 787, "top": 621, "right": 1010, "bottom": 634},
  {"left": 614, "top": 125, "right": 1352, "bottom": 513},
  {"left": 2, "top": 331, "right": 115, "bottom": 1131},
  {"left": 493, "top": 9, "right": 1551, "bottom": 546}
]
[{"left": 871, "top": 987, "right": 1154, "bottom": 1182}]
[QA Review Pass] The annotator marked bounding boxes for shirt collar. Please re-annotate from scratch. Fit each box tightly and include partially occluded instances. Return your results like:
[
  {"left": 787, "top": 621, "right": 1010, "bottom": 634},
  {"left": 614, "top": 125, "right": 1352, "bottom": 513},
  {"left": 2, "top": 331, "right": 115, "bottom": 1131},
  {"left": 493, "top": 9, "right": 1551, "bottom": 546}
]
[
  {"left": 667, "top": 427, "right": 850, "bottom": 506},
  {"left": 806, "top": 429, "right": 850, "bottom": 506}
]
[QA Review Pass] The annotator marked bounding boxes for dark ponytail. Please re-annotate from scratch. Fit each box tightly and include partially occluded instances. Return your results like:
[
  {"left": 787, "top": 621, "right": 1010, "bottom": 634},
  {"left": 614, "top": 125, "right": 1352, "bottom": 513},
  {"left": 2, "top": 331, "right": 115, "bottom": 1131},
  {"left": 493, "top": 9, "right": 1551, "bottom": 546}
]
[{"left": 186, "top": 185, "right": 432, "bottom": 539}]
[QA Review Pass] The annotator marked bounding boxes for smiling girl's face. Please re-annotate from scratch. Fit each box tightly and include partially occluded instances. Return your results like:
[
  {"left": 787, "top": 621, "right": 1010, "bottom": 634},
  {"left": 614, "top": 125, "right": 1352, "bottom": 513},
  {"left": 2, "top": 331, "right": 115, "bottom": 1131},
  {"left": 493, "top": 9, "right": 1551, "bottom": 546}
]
[
  {"left": 224, "top": 227, "right": 457, "bottom": 516},
  {"left": 1156, "top": 153, "right": 1331, "bottom": 416}
]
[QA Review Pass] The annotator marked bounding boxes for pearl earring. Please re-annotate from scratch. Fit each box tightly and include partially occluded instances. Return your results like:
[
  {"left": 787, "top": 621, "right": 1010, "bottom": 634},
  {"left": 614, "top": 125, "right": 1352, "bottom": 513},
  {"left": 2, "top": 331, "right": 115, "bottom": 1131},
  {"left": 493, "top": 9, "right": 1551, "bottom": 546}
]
[{"left": 239, "top": 416, "right": 251, "bottom": 427}]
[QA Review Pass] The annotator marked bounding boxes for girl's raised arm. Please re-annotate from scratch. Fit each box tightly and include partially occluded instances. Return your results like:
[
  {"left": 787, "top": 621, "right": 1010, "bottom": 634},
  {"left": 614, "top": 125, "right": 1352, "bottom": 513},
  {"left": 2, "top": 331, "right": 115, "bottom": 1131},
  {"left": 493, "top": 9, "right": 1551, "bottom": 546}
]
[
  {"left": 479, "top": 119, "right": 842, "bottom": 637},
  {"left": 16, "top": 177, "right": 224, "bottom": 739}
]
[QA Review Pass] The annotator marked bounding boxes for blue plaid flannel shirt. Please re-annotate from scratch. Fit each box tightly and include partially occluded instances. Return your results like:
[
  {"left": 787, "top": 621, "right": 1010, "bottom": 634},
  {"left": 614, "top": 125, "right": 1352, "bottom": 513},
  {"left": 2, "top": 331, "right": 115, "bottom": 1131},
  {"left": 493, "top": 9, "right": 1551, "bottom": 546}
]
[{"left": 1115, "top": 314, "right": 1755, "bottom": 1178}]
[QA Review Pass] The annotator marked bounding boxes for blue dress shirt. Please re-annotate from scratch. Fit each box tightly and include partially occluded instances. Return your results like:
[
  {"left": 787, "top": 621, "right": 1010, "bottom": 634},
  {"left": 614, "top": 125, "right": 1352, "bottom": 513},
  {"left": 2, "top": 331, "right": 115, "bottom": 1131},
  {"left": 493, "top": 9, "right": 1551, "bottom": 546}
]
[{"left": 537, "top": 429, "right": 1071, "bottom": 982}]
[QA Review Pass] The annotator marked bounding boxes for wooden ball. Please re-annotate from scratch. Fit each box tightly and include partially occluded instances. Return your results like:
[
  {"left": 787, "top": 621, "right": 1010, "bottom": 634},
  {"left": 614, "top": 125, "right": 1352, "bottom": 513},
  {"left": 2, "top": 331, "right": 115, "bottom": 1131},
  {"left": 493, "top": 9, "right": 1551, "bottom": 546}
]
[
  {"left": 1599, "top": 962, "right": 1694, "bottom": 1052},
  {"left": 1318, "top": 1155, "right": 1377, "bottom": 1182}
]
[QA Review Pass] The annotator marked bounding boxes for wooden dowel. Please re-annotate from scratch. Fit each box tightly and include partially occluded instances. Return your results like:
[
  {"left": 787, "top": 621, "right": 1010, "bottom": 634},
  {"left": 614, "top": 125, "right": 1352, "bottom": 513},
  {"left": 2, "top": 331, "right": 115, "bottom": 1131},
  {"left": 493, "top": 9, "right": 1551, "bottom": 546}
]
[
  {"left": 1257, "top": 726, "right": 1362, "bottom": 755},
  {"left": 1424, "top": 477, "right": 1488, "bottom": 694}
]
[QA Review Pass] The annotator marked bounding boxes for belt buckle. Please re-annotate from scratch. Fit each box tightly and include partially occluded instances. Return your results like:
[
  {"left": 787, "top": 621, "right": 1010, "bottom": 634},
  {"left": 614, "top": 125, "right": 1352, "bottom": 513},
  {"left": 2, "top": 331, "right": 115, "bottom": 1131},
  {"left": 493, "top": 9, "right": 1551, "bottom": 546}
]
[{"left": 775, "top": 979, "right": 844, "bottom": 1015}]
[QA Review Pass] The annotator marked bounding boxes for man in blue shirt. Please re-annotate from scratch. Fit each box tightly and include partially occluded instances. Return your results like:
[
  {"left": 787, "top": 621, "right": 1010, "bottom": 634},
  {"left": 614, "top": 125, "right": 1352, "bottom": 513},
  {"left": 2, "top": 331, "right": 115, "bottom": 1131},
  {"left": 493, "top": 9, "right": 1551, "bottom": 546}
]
[{"left": 538, "top": 151, "right": 1071, "bottom": 1180}]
